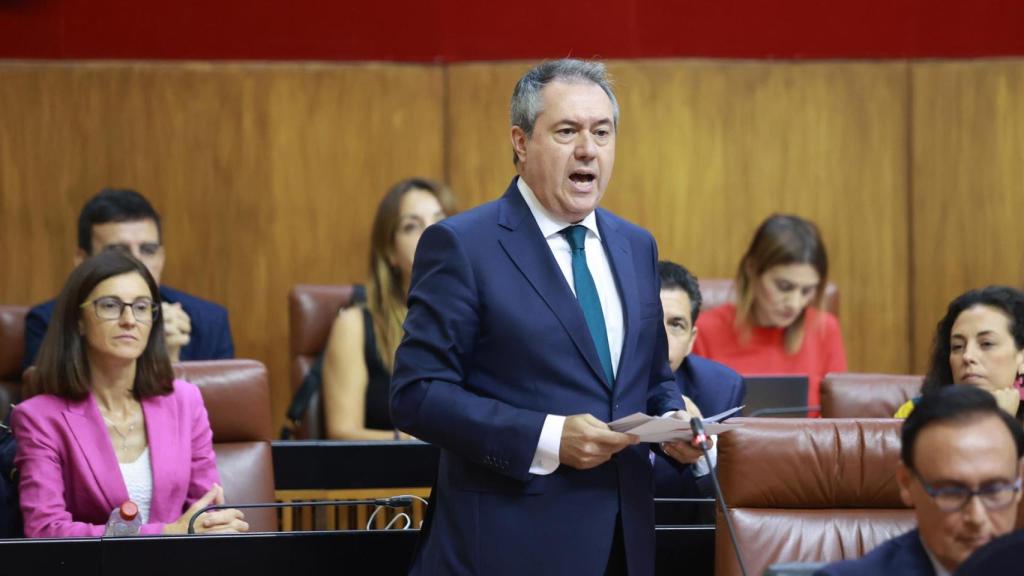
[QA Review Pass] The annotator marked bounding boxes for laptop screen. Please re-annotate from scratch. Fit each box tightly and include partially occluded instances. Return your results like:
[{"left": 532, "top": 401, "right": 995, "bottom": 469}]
[{"left": 742, "top": 375, "right": 811, "bottom": 417}]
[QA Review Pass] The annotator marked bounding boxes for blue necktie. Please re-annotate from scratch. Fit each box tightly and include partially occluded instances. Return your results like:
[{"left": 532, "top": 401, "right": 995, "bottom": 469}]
[{"left": 561, "top": 225, "right": 615, "bottom": 386}]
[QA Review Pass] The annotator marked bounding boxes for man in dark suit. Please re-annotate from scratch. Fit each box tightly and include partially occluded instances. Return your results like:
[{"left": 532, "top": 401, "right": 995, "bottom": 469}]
[
  {"left": 653, "top": 261, "right": 745, "bottom": 498},
  {"left": 390, "top": 59, "right": 691, "bottom": 575},
  {"left": 816, "top": 386, "right": 1024, "bottom": 575},
  {"left": 24, "top": 189, "right": 233, "bottom": 369}
]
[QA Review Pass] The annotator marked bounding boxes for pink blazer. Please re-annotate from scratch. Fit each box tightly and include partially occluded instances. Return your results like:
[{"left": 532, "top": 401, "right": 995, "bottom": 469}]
[{"left": 12, "top": 379, "right": 220, "bottom": 537}]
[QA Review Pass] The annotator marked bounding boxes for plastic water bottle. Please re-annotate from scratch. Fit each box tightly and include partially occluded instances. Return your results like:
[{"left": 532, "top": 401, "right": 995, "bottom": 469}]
[{"left": 104, "top": 501, "right": 142, "bottom": 536}]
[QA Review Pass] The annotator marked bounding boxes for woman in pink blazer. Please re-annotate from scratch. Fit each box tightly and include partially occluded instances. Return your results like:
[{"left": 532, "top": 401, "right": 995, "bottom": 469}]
[{"left": 13, "top": 251, "right": 248, "bottom": 537}]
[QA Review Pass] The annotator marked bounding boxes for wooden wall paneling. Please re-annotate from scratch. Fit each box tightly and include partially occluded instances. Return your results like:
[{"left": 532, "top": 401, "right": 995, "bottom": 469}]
[
  {"left": 910, "top": 60, "right": 1024, "bottom": 372},
  {"left": 0, "top": 62, "right": 445, "bottom": 433},
  {"left": 0, "top": 63, "right": 118, "bottom": 305},
  {"left": 263, "top": 63, "right": 445, "bottom": 430},
  {"left": 445, "top": 60, "right": 911, "bottom": 374},
  {"left": 444, "top": 62, "right": 534, "bottom": 207},
  {"left": 608, "top": 61, "right": 911, "bottom": 374}
]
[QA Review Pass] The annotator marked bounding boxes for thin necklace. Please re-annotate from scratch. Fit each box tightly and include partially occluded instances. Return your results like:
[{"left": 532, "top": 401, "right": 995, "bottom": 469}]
[{"left": 102, "top": 414, "right": 136, "bottom": 452}]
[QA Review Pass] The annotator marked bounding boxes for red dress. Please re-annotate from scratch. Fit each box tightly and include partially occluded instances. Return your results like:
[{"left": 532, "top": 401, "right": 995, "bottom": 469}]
[{"left": 693, "top": 304, "right": 847, "bottom": 412}]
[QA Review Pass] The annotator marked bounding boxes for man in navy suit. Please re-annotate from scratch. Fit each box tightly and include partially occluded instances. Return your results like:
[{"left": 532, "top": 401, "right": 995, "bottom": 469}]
[
  {"left": 816, "top": 386, "right": 1024, "bottom": 575},
  {"left": 24, "top": 189, "right": 234, "bottom": 369},
  {"left": 653, "top": 261, "right": 745, "bottom": 498},
  {"left": 391, "top": 59, "right": 691, "bottom": 575}
]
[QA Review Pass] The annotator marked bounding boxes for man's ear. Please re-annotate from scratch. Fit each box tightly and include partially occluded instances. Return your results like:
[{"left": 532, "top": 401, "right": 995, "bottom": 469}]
[
  {"left": 511, "top": 126, "right": 528, "bottom": 164},
  {"left": 684, "top": 326, "right": 698, "bottom": 357},
  {"left": 74, "top": 248, "right": 88, "bottom": 267},
  {"left": 896, "top": 462, "right": 915, "bottom": 508},
  {"left": 1016, "top": 462, "right": 1024, "bottom": 506}
]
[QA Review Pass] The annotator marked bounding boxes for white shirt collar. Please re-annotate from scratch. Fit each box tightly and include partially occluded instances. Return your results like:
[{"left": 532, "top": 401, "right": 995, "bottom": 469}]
[{"left": 516, "top": 177, "right": 601, "bottom": 240}]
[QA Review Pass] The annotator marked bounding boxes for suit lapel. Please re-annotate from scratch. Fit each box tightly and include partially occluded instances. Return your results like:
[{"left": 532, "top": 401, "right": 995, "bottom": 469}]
[
  {"left": 496, "top": 180, "right": 610, "bottom": 387},
  {"left": 142, "top": 392, "right": 176, "bottom": 521},
  {"left": 599, "top": 210, "right": 639, "bottom": 394},
  {"left": 63, "top": 395, "right": 127, "bottom": 512}
]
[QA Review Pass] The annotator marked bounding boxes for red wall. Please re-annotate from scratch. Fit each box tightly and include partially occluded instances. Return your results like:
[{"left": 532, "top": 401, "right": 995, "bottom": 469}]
[{"left": 1, "top": 0, "right": 1023, "bottom": 61}]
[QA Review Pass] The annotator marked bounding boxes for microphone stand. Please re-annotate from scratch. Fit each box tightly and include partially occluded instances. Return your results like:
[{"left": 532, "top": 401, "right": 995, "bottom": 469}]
[
  {"left": 186, "top": 496, "right": 417, "bottom": 534},
  {"left": 690, "top": 417, "right": 749, "bottom": 576}
]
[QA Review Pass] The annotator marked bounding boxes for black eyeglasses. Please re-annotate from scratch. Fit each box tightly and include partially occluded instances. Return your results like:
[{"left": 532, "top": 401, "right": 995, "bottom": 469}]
[
  {"left": 912, "top": 469, "right": 1022, "bottom": 512},
  {"left": 80, "top": 296, "right": 158, "bottom": 324}
]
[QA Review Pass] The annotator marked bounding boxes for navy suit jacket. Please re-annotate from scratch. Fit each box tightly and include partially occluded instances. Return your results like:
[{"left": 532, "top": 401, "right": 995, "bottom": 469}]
[
  {"left": 815, "top": 529, "right": 936, "bottom": 576},
  {"left": 653, "top": 355, "right": 745, "bottom": 498},
  {"left": 24, "top": 285, "right": 234, "bottom": 370},
  {"left": 391, "top": 179, "right": 684, "bottom": 576}
]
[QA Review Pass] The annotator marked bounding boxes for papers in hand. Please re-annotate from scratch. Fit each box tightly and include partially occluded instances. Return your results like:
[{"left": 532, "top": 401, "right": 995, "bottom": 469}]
[{"left": 608, "top": 406, "right": 743, "bottom": 443}]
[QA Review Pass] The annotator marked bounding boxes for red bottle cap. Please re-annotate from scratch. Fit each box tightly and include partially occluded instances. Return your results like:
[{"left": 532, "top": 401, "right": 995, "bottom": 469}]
[{"left": 119, "top": 501, "right": 139, "bottom": 521}]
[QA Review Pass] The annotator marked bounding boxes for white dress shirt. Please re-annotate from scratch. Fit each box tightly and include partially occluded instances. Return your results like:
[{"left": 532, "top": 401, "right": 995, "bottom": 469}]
[{"left": 518, "top": 178, "right": 624, "bottom": 475}]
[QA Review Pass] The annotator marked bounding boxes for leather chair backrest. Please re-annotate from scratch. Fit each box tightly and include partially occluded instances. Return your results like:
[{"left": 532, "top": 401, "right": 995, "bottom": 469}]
[
  {"left": 699, "top": 279, "right": 840, "bottom": 318},
  {"left": 0, "top": 305, "right": 28, "bottom": 421},
  {"left": 820, "top": 373, "right": 923, "bottom": 418},
  {"left": 287, "top": 284, "right": 360, "bottom": 439},
  {"left": 714, "top": 418, "right": 915, "bottom": 576},
  {"left": 174, "top": 359, "right": 277, "bottom": 532}
]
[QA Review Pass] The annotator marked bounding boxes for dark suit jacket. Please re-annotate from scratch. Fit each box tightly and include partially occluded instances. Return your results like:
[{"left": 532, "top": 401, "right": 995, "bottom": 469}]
[
  {"left": 653, "top": 355, "right": 745, "bottom": 498},
  {"left": 24, "top": 285, "right": 234, "bottom": 370},
  {"left": 390, "top": 179, "right": 684, "bottom": 576},
  {"left": 815, "top": 529, "right": 936, "bottom": 576}
]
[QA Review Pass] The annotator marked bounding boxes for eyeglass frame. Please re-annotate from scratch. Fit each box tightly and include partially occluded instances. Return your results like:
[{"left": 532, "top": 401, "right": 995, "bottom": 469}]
[
  {"left": 911, "top": 468, "right": 1023, "bottom": 513},
  {"left": 79, "top": 296, "right": 160, "bottom": 324}
]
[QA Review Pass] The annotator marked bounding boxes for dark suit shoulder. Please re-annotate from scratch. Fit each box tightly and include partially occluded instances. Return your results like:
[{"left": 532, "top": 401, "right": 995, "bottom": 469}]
[
  {"left": 815, "top": 530, "right": 934, "bottom": 576},
  {"left": 23, "top": 299, "right": 57, "bottom": 370},
  {"left": 686, "top": 355, "right": 742, "bottom": 385},
  {"left": 27, "top": 299, "right": 55, "bottom": 319},
  {"left": 159, "top": 286, "right": 234, "bottom": 360},
  {"left": 677, "top": 355, "right": 745, "bottom": 416},
  {"left": 159, "top": 286, "right": 227, "bottom": 317},
  {"left": 594, "top": 206, "right": 651, "bottom": 239}
]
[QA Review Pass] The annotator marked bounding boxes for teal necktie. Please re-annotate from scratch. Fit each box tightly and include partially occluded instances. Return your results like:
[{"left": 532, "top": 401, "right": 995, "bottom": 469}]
[{"left": 561, "top": 225, "right": 615, "bottom": 386}]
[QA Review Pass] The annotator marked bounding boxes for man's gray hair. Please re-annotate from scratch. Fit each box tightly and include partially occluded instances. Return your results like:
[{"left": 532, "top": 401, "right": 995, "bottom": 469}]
[{"left": 510, "top": 59, "right": 619, "bottom": 164}]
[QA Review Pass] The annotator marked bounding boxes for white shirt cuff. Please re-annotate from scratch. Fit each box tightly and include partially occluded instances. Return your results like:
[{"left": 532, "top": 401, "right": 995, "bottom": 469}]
[
  {"left": 529, "top": 414, "right": 565, "bottom": 475},
  {"left": 692, "top": 434, "right": 718, "bottom": 477}
]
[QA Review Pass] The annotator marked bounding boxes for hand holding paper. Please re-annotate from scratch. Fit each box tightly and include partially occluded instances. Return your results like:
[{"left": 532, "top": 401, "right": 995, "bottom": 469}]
[{"left": 608, "top": 406, "right": 742, "bottom": 443}]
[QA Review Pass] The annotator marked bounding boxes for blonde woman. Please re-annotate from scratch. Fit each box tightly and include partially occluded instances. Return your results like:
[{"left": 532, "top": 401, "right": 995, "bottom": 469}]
[
  {"left": 693, "top": 214, "right": 847, "bottom": 412},
  {"left": 322, "top": 178, "right": 457, "bottom": 439}
]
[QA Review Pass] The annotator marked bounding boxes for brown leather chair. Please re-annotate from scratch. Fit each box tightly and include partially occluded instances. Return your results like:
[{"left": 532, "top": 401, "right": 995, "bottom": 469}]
[
  {"left": 699, "top": 278, "right": 840, "bottom": 317},
  {"left": 820, "top": 373, "right": 924, "bottom": 418},
  {"left": 287, "top": 284, "right": 362, "bottom": 439},
  {"left": 715, "top": 418, "right": 915, "bottom": 576},
  {"left": 174, "top": 359, "right": 277, "bottom": 532},
  {"left": 0, "top": 305, "right": 28, "bottom": 421}
]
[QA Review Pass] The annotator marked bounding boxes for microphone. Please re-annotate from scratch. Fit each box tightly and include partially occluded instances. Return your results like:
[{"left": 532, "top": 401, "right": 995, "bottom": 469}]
[
  {"left": 690, "top": 416, "right": 748, "bottom": 576},
  {"left": 186, "top": 495, "right": 420, "bottom": 534}
]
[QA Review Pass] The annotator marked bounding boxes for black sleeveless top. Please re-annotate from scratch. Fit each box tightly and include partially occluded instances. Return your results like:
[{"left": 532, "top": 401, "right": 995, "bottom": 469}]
[{"left": 361, "top": 307, "right": 393, "bottom": 431}]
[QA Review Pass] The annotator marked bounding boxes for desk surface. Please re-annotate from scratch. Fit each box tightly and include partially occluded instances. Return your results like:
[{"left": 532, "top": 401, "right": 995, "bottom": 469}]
[{"left": 0, "top": 527, "right": 714, "bottom": 576}]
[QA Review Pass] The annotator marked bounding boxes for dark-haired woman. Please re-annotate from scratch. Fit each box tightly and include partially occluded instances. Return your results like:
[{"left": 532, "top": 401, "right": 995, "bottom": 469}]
[
  {"left": 13, "top": 251, "right": 248, "bottom": 537},
  {"left": 693, "top": 214, "right": 847, "bottom": 412},
  {"left": 895, "top": 285, "right": 1024, "bottom": 419}
]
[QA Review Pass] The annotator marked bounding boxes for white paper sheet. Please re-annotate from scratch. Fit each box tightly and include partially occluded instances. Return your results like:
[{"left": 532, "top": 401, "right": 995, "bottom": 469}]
[{"left": 608, "top": 406, "right": 743, "bottom": 443}]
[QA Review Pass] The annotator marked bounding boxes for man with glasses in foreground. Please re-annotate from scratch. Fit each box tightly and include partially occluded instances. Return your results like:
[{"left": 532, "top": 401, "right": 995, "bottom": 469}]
[{"left": 817, "top": 385, "right": 1024, "bottom": 575}]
